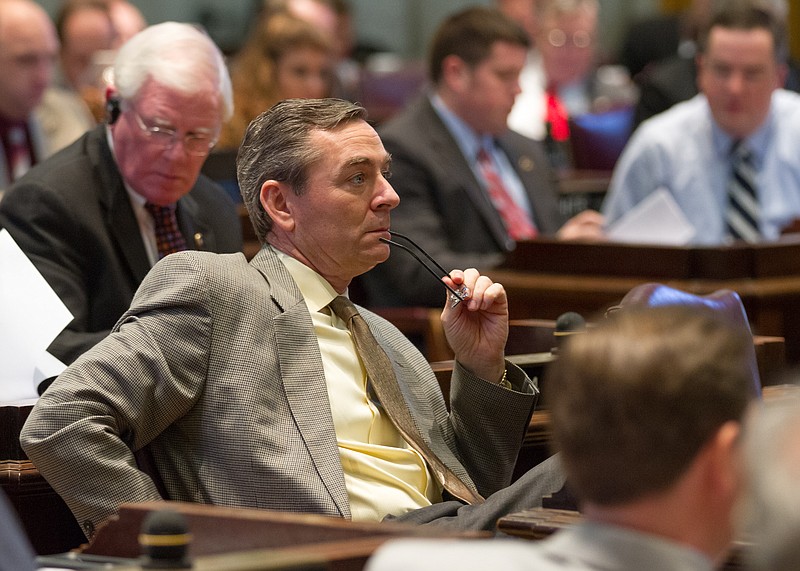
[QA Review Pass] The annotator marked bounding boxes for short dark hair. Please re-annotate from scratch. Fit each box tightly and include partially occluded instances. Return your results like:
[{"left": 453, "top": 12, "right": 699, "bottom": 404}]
[
  {"left": 428, "top": 6, "right": 529, "bottom": 85},
  {"left": 698, "top": 0, "right": 788, "bottom": 64},
  {"left": 548, "top": 305, "right": 756, "bottom": 505},
  {"left": 236, "top": 98, "right": 367, "bottom": 243}
]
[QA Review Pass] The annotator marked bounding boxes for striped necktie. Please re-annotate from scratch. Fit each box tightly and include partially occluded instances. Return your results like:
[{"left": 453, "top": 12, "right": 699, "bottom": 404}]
[
  {"left": 328, "top": 296, "right": 484, "bottom": 505},
  {"left": 726, "top": 142, "right": 760, "bottom": 243},
  {"left": 476, "top": 147, "right": 537, "bottom": 241},
  {"left": 145, "top": 202, "right": 188, "bottom": 259}
]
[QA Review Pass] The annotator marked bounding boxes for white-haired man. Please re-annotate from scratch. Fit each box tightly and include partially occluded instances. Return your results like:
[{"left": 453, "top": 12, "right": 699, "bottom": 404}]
[{"left": 0, "top": 22, "right": 242, "bottom": 371}]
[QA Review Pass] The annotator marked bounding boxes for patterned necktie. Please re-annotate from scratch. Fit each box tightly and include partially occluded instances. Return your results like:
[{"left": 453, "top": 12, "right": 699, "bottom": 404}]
[
  {"left": 328, "top": 296, "right": 484, "bottom": 505},
  {"left": 726, "top": 142, "right": 760, "bottom": 243},
  {"left": 476, "top": 147, "right": 537, "bottom": 241},
  {"left": 144, "top": 202, "right": 188, "bottom": 259}
]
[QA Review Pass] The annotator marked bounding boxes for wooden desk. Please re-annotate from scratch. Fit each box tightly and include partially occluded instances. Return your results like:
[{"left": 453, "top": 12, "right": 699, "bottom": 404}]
[
  {"left": 492, "top": 238, "right": 800, "bottom": 363},
  {"left": 1, "top": 402, "right": 85, "bottom": 555},
  {"left": 78, "top": 501, "right": 483, "bottom": 570}
]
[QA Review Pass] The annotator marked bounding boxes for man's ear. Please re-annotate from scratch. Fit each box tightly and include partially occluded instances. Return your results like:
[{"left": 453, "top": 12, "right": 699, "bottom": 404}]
[
  {"left": 704, "top": 420, "right": 742, "bottom": 499},
  {"left": 440, "top": 54, "right": 470, "bottom": 94},
  {"left": 260, "top": 180, "right": 295, "bottom": 233}
]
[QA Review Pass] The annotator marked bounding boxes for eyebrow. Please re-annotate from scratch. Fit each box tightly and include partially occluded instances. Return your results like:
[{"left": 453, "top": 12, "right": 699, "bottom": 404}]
[{"left": 337, "top": 154, "right": 392, "bottom": 176}]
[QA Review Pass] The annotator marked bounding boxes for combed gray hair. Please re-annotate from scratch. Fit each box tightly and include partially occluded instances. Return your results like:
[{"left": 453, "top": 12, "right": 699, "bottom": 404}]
[
  {"left": 236, "top": 98, "right": 366, "bottom": 244},
  {"left": 112, "top": 22, "right": 233, "bottom": 120}
]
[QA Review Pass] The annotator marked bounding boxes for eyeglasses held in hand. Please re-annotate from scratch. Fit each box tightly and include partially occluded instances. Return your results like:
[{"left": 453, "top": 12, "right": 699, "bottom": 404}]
[{"left": 380, "top": 231, "right": 469, "bottom": 307}]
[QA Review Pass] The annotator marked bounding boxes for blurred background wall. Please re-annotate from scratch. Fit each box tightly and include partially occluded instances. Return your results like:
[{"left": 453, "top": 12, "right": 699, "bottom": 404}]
[{"left": 31, "top": 0, "right": 667, "bottom": 61}]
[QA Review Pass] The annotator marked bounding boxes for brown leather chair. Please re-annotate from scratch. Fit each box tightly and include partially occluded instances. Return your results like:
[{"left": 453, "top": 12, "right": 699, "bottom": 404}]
[{"left": 616, "top": 282, "right": 762, "bottom": 396}]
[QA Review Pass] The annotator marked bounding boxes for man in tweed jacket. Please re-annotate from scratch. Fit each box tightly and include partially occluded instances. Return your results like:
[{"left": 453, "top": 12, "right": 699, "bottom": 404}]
[{"left": 21, "top": 98, "right": 563, "bottom": 539}]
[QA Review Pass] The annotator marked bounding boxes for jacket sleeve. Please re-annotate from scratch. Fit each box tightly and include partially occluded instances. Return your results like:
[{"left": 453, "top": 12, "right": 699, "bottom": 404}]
[{"left": 20, "top": 253, "right": 215, "bottom": 537}]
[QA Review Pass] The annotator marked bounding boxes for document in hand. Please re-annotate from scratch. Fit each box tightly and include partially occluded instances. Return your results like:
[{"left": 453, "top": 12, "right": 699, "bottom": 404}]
[
  {"left": 607, "top": 187, "right": 696, "bottom": 245},
  {"left": 0, "top": 229, "right": 71, "bottom": 401}
]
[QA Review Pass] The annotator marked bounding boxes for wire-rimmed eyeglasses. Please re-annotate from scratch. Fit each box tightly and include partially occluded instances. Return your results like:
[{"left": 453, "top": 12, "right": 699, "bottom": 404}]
[
  {"left": 380, "top": 231, "right": 469, "bottom": 306},
  {"left": 130, "top": 105, "right": 218, "bottom": 157}
]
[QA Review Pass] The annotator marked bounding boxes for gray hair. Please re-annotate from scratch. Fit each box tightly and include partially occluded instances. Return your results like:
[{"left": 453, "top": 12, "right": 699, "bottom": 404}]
[
  {"left": 236, "top": 98, "right": 366, "bottom": 244},
  {"left": 113, "top": 22, "right": 233, "bottom": 120},
  {"left": 740, "top": 392, "right": 800, "bottom": 571}
]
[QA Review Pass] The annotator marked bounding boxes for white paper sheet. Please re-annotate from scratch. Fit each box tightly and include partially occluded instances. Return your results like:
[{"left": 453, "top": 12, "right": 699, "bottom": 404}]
[
  {"left": 0, "top": 229, "right": 71, "bottom": 400},
  {"left": 607, "top": 187, "right": 696, "bottom": 246}
]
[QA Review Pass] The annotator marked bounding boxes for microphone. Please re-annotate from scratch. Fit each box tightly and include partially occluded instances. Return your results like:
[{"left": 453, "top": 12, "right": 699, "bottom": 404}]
[
  {"left": 552, "top": 312, "right": 586, "bottom": 354},
  {"left": 139, "top": 509, "right": 192, "bottom": 569}
]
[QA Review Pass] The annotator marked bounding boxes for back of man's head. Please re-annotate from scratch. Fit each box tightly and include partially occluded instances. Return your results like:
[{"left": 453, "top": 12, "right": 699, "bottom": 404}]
[
  {"left": 112, "top": 22, "right": 233, "bottom": 121},
  {"left": 740, "top": 392, "right": 800, "bottom": 571},
  {"left": 549, "top": 305, "right": 756, "bottom": 506},
  {"left": 428, "top": 6, "right": 529, "bottom": 85},
  {"left": 697, "top": 0, "right": 787, "bottom": 63}
]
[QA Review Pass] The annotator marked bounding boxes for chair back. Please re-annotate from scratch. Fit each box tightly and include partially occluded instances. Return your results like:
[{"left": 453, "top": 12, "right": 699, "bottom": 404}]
[
  {"left": 569, "top": 106, "right": 634, "bottom": 171},
  {"left": 618, "top": 283, "right": 762, "bottom": 395}
]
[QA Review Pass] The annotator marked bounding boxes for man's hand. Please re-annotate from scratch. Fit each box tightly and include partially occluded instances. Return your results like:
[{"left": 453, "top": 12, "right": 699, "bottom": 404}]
[
  {"left": 556, "top": 209, "right": 607, "bottom": 241},
  {"left": 441, "top": 268, "right": 507, "bottom": 383}
]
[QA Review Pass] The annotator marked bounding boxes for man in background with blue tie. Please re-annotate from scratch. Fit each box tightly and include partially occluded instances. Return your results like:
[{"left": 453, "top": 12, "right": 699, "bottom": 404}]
[
  {"left": 604, "top": 0, "right": 800, "bottom": 245},
  {"left": 0, "top": 22, "right": 242, "bottom": 369},
  {"left": 361, "top": 6, "right": 604, "bottom": 309}
]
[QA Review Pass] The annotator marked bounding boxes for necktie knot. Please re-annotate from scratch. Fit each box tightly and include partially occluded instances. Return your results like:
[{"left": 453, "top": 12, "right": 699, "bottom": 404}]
[
  {"left": 732, "top": 142, "right": 753, "bottom": 165},
  {"left": 144, "top": 202, "right": 188, "bottom": 259},
  {"left": 329, "top": 295, "right": 359, "bottom": 323}
]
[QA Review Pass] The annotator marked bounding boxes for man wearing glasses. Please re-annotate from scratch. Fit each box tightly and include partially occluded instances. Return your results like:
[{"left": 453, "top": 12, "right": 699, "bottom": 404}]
[{"left": 0, "top": 22, "right": 242, "bottom": 370}]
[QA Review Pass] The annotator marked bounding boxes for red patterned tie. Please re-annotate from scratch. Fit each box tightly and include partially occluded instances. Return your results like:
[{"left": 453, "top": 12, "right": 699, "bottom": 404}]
[
  {"left": 545, "top": 87, "right": 570, "bottom": 142},
  {"left": 144, "top": 202, "right": 188, "bottom": 259},
  {"left": 476, "top": 148, "right": 537, "bottom": 241}
]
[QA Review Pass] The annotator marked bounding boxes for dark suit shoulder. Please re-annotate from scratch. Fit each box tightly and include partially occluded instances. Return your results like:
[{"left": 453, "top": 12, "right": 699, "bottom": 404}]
[
  {"left": 3, "top": 128, "right": 106, "bottom": 203},
  {"left": 378, "top": 96, "right": 441, "bottom": 146}
]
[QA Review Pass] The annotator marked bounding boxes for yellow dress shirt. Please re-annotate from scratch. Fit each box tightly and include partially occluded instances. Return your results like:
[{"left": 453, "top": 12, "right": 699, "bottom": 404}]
[{"left": 275, "top": 249, "right": 442, "bottom": 521}]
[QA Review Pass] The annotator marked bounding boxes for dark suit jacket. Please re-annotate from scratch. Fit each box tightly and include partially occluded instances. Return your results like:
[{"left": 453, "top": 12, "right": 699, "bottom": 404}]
[
  {"left": 360, "top": 95, "right": 563, "bottom": 307},
  {"left": 0, "top": 125, "right": 243, "bottom": 365}
]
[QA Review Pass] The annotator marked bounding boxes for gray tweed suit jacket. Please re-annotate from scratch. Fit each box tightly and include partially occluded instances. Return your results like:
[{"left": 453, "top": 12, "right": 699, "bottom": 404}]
[{"left": 21, "top": 247, "right": 537, "bottom": 538}]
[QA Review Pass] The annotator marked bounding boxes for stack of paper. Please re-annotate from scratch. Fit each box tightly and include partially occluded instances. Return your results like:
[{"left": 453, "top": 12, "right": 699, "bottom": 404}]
[
  {"left": 0, "top": 229, "right": 72, "bottom": 401},
  {"left": 607, "top": 188, "right": 696, "bottom": 245}
]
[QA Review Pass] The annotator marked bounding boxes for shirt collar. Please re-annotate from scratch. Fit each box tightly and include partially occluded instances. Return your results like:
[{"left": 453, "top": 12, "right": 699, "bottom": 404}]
[
  {"left": 430, "top": 92, "right": 484, "bottom": 163},
  {"left": 272, "top": 246, "right": 342, "bottom": 313},
  {"left": 708, "top": 94, "right": 773, "bottom": 167},
  {"left": 547, "top": 520, "right": 714, "bottom": 571}
]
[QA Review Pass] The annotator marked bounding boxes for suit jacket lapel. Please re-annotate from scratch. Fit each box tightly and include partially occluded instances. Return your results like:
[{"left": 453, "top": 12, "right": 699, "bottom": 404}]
[
  {"left": 421, "top": 99, "right": 514, "bottom": 251},
  {"left": 177, "top": 191, "right": 213, "bottom": 251},
  {"left": 89, "top": 127, "right": 150, "bottom": 284},
  {"left": 497, "top": 136, "right": 552, "bottom": 232},
  {"left": 250, "top": 248, "right": 351, "bottom": 519}
]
